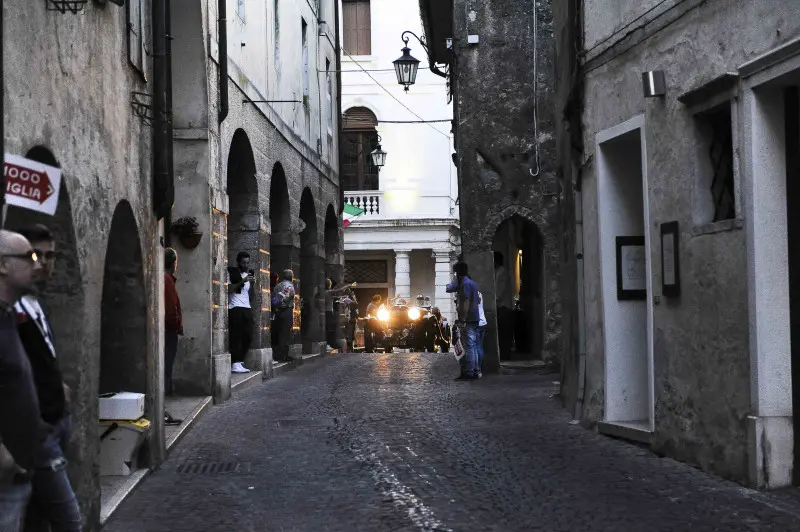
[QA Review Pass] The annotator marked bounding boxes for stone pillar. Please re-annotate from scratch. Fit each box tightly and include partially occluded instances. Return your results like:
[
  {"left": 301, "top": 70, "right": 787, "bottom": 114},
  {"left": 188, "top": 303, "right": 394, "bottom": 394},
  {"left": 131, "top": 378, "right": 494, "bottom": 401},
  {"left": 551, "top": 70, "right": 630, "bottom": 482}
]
[
  {"left": 433, "top": 249, "right": 455, "bottom": 323},
  {"left": 394, "top": 249, "right": 411, "bottom": 300}
]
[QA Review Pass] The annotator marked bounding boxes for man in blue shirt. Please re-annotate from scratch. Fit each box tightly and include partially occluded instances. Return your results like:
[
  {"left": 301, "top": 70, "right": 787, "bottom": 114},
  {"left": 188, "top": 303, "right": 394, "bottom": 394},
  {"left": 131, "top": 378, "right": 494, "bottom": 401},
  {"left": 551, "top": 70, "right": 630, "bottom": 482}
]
[{"left": 447, "top": 262, "right": 480, "bottom": 380}]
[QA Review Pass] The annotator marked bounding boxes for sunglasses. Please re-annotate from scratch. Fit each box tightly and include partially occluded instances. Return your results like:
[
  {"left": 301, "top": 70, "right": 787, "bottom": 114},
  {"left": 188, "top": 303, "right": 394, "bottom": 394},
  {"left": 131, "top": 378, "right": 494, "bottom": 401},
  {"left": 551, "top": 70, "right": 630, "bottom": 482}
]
[{"left": 1, "top": 250, "right": 39, "bottom": 263}]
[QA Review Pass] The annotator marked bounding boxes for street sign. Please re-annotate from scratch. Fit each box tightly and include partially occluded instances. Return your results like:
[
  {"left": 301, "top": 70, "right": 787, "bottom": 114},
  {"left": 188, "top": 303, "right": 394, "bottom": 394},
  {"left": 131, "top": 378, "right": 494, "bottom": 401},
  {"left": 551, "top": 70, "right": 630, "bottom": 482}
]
[{"left": 3, "top": 153, "right": 62, "bottom": 216}]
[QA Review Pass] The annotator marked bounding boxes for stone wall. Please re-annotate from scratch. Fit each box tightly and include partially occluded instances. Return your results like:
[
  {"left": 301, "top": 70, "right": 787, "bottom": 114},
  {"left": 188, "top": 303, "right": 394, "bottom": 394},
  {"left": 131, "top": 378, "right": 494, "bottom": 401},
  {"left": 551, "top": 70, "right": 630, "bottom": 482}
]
[
  {"left": 3, "top": 2, "right": 161, "bottom": 528},
  {"left": 569, "top": 0, "right": 800, "bottom": 483},
  {"left": 449, "top": 0, "right": 562, "bottom": 371}
]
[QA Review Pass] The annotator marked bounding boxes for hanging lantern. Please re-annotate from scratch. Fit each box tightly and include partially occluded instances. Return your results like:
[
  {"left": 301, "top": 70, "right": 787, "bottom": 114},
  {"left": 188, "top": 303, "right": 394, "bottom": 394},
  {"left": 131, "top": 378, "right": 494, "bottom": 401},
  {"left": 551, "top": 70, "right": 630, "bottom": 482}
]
[
  {"left": 393, "top": 44, "right": 421, "bottom": 92},
  {"left": 371, "top": 143, "right": 387, "bottom": 168}
]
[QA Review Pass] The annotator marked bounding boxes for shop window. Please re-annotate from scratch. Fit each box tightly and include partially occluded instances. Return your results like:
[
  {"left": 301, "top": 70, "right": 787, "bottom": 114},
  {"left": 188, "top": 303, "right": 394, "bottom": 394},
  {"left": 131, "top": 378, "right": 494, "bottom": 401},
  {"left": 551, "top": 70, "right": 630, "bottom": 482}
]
[
  {"left": 695, "top": 103, "right": 736, "bottom": 224},
  {"left": 343, "top": 0, "right": 371, "bottom": 55}
]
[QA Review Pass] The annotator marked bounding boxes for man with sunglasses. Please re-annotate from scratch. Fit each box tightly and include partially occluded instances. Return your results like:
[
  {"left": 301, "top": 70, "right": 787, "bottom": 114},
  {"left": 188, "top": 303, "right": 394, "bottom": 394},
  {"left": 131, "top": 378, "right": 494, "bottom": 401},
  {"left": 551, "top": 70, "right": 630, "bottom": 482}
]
[
  {"left": 13, "top": 225, "right": 82, "bottom": 531},
  {"left": 0, "top": 229, "right": 45, "bottom": 532}
]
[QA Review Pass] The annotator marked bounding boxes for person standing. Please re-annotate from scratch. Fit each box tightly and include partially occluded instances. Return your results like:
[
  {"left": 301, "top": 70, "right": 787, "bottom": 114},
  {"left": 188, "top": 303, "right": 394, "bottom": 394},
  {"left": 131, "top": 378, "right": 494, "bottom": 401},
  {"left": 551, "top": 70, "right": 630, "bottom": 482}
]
[
  {"left": 227, "top": 252, "right": 254, "bottom": 374},
  {"left": 0, "top": 230, "right": 46, "bottom": 532},
  {"left": 452, "top": 262, "right": 481, "bottom": 381},
  {"left": 163, "top": 248, "right": 183, "bottom": 426},
  {"left": 271, "top": 269, "right": 296, "bottom": 363},
  {"left": 494, "top": 251, "right": 513, "bottom": 360},
  {"left": 13, "top": 226, "right": 82, "bottom": 531}
]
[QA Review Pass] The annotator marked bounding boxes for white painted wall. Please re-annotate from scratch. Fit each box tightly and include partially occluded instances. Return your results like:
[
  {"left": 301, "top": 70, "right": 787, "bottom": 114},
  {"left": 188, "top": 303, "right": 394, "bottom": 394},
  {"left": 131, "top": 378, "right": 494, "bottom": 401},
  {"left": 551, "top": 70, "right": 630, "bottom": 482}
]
[
  {"left": 597, "top": 119, "right": 652, "bottom": 425},
  {"left": 226, "top": 0, "right": 338, "bottom": 159},
  {"left": 410, "top": 250, "right": 435, "bottom": 301},
  {"left": 338, "top": 0, "right": 458, "bottom": 219}
]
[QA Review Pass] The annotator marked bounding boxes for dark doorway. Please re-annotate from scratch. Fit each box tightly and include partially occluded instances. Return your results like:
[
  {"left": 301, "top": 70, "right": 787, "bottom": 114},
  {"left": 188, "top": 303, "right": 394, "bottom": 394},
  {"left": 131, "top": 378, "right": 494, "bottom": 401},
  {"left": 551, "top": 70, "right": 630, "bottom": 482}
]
[
  {"left": 784, "top": 85, "right": 800, "bottom": 485},
  {"left": 492, "top": 215, "right": 545, "bottom": 361},
  {"left": 299, "top": 188, "right": 321, "bottom": 352},
  {"left": 226, "top": 130, "right": 263, "bottom": 361},
  {"left": 99, "top": 202, "right": 148, "bottom": 397}
]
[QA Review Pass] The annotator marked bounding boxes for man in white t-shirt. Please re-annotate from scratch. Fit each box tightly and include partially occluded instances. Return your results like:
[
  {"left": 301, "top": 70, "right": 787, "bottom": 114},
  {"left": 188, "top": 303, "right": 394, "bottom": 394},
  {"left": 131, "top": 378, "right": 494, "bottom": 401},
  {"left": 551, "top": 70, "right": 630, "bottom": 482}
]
[
  {"left": 477, "top": 291, "right": 487, "bottom": 378},
  {"left": 227, "top": 251, "right": 255, "bottom": 373}
]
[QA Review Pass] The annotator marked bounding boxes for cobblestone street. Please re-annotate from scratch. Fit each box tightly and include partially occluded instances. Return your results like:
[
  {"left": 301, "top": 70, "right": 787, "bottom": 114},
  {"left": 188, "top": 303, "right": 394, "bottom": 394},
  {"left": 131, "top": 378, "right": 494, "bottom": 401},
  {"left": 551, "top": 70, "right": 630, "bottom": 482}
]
[{"left": 105, "top": 354, "right": 800, "bottom": 531}]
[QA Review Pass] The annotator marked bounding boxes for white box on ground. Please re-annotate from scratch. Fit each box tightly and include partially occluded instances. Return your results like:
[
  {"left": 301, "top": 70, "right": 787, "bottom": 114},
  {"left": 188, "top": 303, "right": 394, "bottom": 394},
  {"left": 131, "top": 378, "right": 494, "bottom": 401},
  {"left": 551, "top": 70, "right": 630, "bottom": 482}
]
[{"left": 99, "top": 392, "right": 145, "bottom": 420}]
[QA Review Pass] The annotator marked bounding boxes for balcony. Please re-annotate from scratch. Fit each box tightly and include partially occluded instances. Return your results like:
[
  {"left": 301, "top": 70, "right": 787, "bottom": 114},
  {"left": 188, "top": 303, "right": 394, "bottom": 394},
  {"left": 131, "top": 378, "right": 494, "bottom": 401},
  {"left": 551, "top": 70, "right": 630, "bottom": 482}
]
[{"left": 344, "top": 191, "right": 383, "bottom": 217}]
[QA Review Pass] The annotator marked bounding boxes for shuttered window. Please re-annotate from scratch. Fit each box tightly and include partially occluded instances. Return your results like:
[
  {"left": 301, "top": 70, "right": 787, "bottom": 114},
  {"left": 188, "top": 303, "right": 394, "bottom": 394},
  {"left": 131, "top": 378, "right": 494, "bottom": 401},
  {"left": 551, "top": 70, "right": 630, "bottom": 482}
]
[{"left": 342, "top": 0, "right": 371, "bottom": 56}]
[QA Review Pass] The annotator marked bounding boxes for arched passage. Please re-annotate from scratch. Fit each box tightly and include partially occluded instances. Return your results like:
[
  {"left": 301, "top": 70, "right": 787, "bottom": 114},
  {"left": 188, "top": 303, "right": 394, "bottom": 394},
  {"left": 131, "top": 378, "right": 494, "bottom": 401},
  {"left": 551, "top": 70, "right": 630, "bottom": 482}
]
[
  {"left": 226, "top": 129, "right": 264, "bottom": 368},
  {"left": 269, "top": 162, "right": 292, "bottom": 275},
  {"left": 324, "top": 204, "right": 340, "bottom": 281},
  {"left": 299, "top": 188, "right": 322, "bottom": 352},
  {"left": 100, "top": 201, "right": 148, "bottom": 395},
  {"left": 492, "top": 215, "right": 545, "bottom": 362}
]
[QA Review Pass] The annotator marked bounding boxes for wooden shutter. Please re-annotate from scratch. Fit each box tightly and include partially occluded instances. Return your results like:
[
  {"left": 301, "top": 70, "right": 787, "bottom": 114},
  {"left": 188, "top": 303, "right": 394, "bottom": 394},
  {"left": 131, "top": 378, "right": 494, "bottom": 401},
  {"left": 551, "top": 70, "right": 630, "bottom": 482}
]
[
  {"left": 343, "top": 0, "right": 371, "bottom": 55},
  {"left": 343, "top": 1, "right": 358, "bottom": 55},
  {"left": 356, "top": 1, "right": 371, "bottom": 55}
]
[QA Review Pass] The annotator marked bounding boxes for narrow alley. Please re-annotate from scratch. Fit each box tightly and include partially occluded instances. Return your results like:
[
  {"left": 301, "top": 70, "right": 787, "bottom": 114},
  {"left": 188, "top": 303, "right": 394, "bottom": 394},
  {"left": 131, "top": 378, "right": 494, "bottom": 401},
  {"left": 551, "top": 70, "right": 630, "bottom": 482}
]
[{"left": 105, "top": 354, "right": 800, "bottom": 532}]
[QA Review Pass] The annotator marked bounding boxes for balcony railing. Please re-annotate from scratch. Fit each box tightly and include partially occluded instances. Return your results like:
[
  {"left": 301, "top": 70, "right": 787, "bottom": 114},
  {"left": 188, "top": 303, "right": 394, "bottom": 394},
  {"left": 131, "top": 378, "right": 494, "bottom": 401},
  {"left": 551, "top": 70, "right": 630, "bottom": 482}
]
[{"left": 344, "top": 191, "right": 382, "bottom": 217}]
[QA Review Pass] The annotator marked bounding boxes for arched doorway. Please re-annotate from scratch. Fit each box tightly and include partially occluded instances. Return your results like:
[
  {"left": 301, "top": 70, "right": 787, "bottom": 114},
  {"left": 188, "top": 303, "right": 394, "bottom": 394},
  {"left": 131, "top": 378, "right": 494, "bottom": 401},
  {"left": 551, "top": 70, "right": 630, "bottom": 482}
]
[
  {"left": 299, "top": 188, "right": 321, "bottom": 353},
  {"left": 342, "top": 107, "right": 380, "bottom": 192},
  {"left": 99, "top": 201, "right": 148, "bottom": 394},
  {"left": 492, "top": 215, "right": 545, "bottom": 361},
  {"left": 226, "top": 130, "right": 263, "bottom": 370}
]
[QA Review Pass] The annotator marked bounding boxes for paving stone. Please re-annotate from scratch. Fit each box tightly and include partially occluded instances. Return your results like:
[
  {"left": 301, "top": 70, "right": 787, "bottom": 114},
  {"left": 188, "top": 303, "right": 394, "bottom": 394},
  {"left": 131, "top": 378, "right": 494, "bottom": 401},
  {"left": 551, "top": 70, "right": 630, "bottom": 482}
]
[{"left": 104, "top": 353, "right": 800, "bottom": 532}]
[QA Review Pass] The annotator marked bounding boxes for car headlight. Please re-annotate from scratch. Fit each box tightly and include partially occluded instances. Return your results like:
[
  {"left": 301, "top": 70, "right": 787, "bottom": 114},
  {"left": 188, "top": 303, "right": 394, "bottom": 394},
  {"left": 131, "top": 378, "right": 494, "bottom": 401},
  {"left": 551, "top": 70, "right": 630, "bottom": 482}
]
[
  {"left": 407, "top": 307, "right": 421, "bottom": 320},
  {"left": 377, "top": 307, "right": 390, "bottom": 321}
]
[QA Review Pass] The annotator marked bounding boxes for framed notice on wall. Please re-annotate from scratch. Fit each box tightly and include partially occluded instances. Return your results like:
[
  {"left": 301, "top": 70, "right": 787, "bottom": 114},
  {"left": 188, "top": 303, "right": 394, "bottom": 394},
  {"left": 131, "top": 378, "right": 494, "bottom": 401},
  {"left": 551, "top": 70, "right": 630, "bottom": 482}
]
[
  {"left": 616, "top": 236, "right": 647, "bottom": 300},
  {"left": 661, "top": 221, "right": 681, "bottom": 297}
]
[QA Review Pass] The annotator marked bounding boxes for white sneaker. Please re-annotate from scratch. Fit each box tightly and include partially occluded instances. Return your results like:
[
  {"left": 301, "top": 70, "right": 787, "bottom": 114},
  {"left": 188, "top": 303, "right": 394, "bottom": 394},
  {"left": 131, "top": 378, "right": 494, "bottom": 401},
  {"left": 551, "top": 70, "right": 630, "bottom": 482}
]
[{"left": 231, "top": 362, "right": 250, "bottom": 373}]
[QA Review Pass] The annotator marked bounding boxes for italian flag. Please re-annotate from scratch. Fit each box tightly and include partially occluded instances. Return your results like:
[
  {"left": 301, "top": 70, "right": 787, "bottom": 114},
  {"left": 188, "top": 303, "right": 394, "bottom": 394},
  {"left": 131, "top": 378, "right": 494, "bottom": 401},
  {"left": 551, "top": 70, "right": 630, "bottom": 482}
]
[{"left": 343, "top": 203, "right": 364, "bottom": 228}]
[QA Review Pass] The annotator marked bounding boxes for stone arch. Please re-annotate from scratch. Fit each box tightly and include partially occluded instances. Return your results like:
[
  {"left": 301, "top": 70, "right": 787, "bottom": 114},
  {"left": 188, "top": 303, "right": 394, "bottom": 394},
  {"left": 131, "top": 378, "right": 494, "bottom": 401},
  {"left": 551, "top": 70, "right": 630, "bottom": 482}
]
[
  {"left": 324, "top": 203, "right": 339, "bottom": 272},
  {"left": 226, "top": 129, "right": 266, "bottom": 364},
  {"left": 269, "top": 161, "right": 293, "bottom": 278},
  {"left": 492, "top": 213, "right": 546, "bottom": 362},
  {"left": 299, "top": 188, "right": 322, "bottom": 351},
  {"left": 99, "top": 201, "right": 148, "bottom": 397}
]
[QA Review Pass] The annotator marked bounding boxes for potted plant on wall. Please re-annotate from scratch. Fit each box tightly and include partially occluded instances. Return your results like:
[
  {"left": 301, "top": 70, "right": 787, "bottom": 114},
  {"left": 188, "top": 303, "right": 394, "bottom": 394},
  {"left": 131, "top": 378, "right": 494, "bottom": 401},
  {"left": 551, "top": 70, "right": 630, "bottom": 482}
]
[{"left": 172, "top": 216, "right": 203, "bottom": 250}]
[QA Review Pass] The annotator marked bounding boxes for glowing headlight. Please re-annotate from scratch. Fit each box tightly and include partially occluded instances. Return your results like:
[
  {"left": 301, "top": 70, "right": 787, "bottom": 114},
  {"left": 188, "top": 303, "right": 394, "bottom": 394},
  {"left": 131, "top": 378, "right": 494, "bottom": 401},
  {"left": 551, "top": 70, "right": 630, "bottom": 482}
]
[
  {"left": 377, "top": 306, "right": 390, "bottom": 321},
  {"left": 407, "top": 307, "right": 421, "bottom": 320}
]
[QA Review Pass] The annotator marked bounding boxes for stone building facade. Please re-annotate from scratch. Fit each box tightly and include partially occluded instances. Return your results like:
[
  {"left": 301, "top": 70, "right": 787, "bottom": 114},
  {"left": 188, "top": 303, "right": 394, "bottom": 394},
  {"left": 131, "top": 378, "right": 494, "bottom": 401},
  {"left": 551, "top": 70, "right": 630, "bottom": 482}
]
[
  {"left": 419, "top": 0, "right": 563, "bottom": 372},
  {"left": 171, "top": 0, "right": 342, "bottom": 400},
  {"left": 340, "top": 0, "right": 460, "bottom": 326},
  {"left": 3, "top": 1, "right": 164, "bottom": 528},
  {"left": 555, "top": 0, "right": 800, "bottom": 488}
]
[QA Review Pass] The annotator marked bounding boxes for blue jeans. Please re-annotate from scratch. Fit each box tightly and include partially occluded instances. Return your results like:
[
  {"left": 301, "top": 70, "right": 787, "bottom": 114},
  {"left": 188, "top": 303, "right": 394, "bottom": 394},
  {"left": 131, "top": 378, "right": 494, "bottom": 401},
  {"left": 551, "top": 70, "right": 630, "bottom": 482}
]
[
  {"left": 459, "top": 323, "right": 480, "bottom": 377},
  {"left": 477, "top": 326, "right": 486, "bottom": 373},
  {"left": 0, "top": 482, "right": 31, "bottom": 532},
  {"left": 26, "top": 415, "right": 82, "bottom": 532}
]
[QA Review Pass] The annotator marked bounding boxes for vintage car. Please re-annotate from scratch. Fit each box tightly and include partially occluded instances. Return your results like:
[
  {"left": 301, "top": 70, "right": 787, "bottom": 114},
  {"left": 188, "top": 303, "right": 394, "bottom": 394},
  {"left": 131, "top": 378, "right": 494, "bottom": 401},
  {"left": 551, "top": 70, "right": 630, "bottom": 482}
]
[{"left": 360, "top": 296, "right": 450, "bottom": 353}]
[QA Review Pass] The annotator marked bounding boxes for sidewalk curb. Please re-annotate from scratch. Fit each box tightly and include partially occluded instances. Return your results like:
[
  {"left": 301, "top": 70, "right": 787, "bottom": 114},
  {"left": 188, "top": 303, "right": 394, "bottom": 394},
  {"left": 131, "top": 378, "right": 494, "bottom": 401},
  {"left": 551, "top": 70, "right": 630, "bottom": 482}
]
[
  {"left": 165, "top": 396, "right": 213, "bottom": 453},
  {"left": 99, "top": 469, "right": 150, "bottom": 527}
]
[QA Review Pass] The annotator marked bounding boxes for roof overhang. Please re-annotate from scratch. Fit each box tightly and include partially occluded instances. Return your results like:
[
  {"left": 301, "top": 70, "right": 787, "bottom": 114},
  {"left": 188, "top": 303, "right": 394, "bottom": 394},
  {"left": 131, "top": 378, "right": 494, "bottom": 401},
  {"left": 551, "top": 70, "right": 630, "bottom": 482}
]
[{"left": 419, "top": 0, "right": 453, "bottom": 64}]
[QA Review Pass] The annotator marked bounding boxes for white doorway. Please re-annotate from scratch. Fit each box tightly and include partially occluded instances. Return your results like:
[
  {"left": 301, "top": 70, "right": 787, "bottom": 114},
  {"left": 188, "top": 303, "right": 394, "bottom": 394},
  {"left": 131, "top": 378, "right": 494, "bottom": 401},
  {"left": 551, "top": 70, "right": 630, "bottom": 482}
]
[{"left": 596, "top": 115, "right": 655, "bottom": 436}]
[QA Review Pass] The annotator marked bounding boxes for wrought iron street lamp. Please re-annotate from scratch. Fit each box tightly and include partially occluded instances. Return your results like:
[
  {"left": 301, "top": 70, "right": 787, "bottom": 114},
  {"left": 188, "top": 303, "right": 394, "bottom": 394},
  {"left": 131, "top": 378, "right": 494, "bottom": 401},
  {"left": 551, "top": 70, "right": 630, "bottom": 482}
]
[
  {"left": 370, "top": 141, "right": 387, "bottom": 168},
  {"left": 393, "top": 31, "right": 426, "bottom": 92}
]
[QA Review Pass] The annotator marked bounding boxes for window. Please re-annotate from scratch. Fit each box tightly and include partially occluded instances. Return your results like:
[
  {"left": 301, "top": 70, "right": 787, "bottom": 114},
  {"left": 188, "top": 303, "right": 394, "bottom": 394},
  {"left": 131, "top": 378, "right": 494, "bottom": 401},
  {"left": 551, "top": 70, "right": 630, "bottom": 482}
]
[
  {"left": 326, "top": 59, "right": 333, "bottom": 130},
  {"left": 236, "top": 0, "right": 245, "bottom": 22},
  {"left": 342, "top": 107, "right": 379, "bottom": 191},
  {"left": 273, "top": 0, "right": 280, "bottom": 72},
  {"left": 695, "top": 103, "right": 736, "bottom": 223},
  {"left": 127, "top": 0, "right": 146, "bottom": 78},
  {"left": 342, "top": 0, "right": 371, "bottom": 56},
  {"left": 302, "top": 19, "right": 309, "bottom": 97}
]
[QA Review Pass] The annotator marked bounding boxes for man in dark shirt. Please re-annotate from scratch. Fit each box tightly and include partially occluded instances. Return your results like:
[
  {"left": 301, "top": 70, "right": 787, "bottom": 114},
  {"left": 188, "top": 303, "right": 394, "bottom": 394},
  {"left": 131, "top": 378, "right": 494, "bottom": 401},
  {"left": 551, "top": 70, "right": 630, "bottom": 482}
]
[
  {"left": 0, "top": 229, "right": 45, "bottom": 531},
  {"left": 164, "top": 248, "right": 183, "bottom": 427},
  {"left": 14, "top": 225, "right": 82, "bottom": 531}
]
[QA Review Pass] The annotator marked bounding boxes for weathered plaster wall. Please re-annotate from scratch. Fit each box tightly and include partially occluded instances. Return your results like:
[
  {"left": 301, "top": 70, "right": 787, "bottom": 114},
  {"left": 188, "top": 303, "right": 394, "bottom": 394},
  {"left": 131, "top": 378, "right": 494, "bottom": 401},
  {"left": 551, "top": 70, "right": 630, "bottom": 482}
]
[
  {"left": 450, "top": 0, "right": 561, "bottom": 371},
  {"left": 577, "top": 0, "right": 800, "bottom": 483},
  {"left": 4, "top": 2, "right": 161, "bottom": 529}
]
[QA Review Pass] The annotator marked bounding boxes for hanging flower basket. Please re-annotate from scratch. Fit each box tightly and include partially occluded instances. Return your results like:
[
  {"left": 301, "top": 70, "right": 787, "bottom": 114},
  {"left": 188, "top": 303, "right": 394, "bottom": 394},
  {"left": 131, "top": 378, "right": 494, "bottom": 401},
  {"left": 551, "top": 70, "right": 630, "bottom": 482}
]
[{"left": 171, "top": 217, "right": 203, "bottom": 250}]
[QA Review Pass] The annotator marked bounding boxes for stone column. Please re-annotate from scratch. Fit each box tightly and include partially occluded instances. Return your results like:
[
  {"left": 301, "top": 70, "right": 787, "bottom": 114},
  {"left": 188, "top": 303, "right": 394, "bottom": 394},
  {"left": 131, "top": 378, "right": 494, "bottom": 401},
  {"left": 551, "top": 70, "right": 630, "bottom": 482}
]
[
  {"left": 433, "top": 250, "right": 455, "bottom": 323},
  {"left": 394, "top": 249, "right": 411, "bottom": 300}
]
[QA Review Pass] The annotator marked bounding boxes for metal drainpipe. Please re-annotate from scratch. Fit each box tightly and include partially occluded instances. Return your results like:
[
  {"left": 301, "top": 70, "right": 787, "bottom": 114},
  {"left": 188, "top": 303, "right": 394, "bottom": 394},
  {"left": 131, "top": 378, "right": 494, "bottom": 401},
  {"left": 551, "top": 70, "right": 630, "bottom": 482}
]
[
  {"left": 335, "top": 0, "right": 344, "bottom": 216},
  {"left": 152, "top": 0, "right": 169, "bottom": 220},
  {"left": 218, "top": 0, "right": 229, "bottom": 123},
  {"left": 573, "top": 173, "right": 588, "bottom": 421},
  {"left": 165, "top": 0, "right": 174, "bottom": 244}
]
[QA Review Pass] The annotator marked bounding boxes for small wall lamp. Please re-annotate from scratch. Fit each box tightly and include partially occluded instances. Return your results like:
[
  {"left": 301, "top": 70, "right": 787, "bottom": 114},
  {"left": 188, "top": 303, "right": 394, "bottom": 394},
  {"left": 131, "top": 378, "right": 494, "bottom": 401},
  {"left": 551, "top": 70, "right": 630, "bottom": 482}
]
[{"left": 642, "top": 70, "right": 667, "bottom": 98}]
